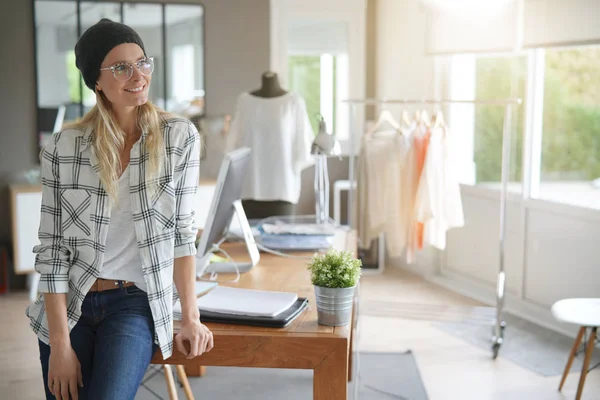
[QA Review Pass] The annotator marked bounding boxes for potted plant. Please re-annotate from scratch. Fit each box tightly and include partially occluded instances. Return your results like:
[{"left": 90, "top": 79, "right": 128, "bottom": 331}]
[{"left": 307, "top": 248, "right": 362, "bottom": 326}]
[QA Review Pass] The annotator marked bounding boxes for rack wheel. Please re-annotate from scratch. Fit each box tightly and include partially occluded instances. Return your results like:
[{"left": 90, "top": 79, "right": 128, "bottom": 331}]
[
  {"left": 492, "top": 342, "right": 501, "bottom": 359},
  {"left": 491, "top": 320, "right": 506, "bottom": 359}
]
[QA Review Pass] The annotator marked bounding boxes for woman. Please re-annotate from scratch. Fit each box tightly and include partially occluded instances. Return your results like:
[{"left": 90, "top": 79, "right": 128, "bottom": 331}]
[{"left": 26, "top": 18, "right": 213, "bottom": 400}]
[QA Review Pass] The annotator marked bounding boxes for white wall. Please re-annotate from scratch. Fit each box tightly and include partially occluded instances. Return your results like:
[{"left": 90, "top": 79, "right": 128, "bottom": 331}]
[{"left": 375, "top": 0, "right": 434, "bottom": 101}]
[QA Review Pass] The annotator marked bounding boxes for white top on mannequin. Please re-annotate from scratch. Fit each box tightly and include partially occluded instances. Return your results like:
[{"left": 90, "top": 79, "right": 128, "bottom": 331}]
[
  {"left": 99, "top": 165, "right": 145, "bottom": 290},
  {"left": 226, "top": 91, "right": 315, "bottom": 204}
]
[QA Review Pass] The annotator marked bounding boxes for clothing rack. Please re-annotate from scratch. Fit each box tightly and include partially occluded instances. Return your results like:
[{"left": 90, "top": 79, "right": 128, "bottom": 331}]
[{"left": 343, "top": 97, "right": 523, "bottom": 359}]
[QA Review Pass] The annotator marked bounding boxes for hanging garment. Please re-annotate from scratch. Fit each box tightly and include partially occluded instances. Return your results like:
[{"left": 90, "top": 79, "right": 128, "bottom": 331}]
[
  {"left": 413, "top": 125, "right": 431, "bottom": 250},
  {"left": 404, "top": 124, "right": 431, "bottom": 264},
  {"left": 355, "top": 129, "right": 413, "bottom": 258},
  {"left": 226, "top": 92, "right": 315, "bottom": 204},
  {"left": 415, "top": 126, "right": 465, "bottom": 250}
]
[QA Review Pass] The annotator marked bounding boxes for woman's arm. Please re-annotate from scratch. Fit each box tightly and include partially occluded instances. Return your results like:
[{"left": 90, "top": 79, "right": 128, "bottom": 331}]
[
  {"left": 44, "top": 293, "right": 70, "bottom": 345},
  {"left": 173, "top": 122, "right": 201, "bottom": 259},
  {"left": 173, "top": 256, "right": 199, "bottom": 322},
  {"left": 34, "top": 140, "right": 82, "bottom": 399},
  {"left": 34, "top": 142, "right": 72, "bottom": 293},
  {"left": 172, "top": 122, "right": 213, "bottom": 359},
  {"left": 173, "top": 249, "right": 213, "bottom": 360}
]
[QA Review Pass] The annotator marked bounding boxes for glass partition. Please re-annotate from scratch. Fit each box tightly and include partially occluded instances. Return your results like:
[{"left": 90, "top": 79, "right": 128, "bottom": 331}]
[
  {"left": 33, "top": 0, "right": 205, "bottom": 150},
  {"left": 165, "top": 4, "right": 205, "bottom": 117}
]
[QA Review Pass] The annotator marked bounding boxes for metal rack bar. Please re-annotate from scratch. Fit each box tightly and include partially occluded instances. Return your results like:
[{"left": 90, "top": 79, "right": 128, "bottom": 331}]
[
  {"left": 342, "top": 98, "right": 523, "bottom": 105},
  {"left": 344, "top": 97, "right": 522, "bottom": 358}
]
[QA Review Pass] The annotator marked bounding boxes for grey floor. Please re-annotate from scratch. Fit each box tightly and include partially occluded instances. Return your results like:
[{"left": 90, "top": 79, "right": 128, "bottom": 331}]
[
  {"left": 433, "top": 312, "right": 600, "bottom": 377},
  {"left": 136, "top": 351, "right": 429, "bottom": 400}
]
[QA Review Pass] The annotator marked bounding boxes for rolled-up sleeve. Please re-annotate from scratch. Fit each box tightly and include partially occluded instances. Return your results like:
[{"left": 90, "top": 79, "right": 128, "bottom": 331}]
[
  {"left": 33, "top": 142, "right": 71, "bottom": 293},
  {"left": 173, "top": 122, "right": 201, "bottom": 258}
]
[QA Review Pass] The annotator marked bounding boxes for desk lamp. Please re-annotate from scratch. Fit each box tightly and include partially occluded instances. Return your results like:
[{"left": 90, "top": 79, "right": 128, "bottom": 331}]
[{"left": 311, "top": 115, "right": 341, "bottom": 224}]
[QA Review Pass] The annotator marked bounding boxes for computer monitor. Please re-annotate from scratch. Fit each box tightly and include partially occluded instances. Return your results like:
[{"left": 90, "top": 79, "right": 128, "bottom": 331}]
[
  {"left": 38, "top": 106, "right": 65, "bottom": 133},
  {"left": 196, "top": 147, "right": 260, "bottom": 276}
]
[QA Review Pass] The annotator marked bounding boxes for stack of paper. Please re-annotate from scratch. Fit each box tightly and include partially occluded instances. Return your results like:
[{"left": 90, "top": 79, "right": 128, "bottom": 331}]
[{"left": 174, "top": 286, "right": 298, "bottom": 318}]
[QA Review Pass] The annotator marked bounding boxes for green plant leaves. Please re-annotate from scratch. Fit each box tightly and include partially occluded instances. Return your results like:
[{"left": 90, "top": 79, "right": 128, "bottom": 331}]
[{"left": 307, "top": 248, "right": 362, "bottom": 288}]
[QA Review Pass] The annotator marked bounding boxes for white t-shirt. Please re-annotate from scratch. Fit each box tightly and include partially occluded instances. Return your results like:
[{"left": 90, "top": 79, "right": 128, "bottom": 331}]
[
  {"left": 99, "top": 165, "right": 145, "bottom": 290},
  {"left": 226, "top": 92, "right": 315, "bottom": 204}
]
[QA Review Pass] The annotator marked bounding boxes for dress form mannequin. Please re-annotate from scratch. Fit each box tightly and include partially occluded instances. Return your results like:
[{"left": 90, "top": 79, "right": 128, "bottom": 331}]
[
  {"left": 250, "top": 71, "right": 288, "bottom": 98},
  {"left": 243, "top": 71, "right": 295, "bottom": 219}
]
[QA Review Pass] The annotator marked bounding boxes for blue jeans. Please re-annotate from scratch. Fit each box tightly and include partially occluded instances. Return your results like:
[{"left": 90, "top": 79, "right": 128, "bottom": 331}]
[{"left": 39, "top": 284, "right": 159, "bottom": 400}]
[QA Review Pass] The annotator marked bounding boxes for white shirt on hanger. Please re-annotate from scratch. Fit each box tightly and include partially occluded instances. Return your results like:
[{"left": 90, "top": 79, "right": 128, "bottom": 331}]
[
  {"left": 226, "top": 92, "right": 315, "bottom": 204},
  {"left": 355, "top": 128, "right": 414, "bottom": 258},
  {"left": 415, "top": 126, "right": 465, "bottom": 250}
]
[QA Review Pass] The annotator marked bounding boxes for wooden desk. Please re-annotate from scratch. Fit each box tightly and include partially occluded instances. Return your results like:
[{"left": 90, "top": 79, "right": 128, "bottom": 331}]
[{"left": 151, "top": 229, "right": 357, "bottom": 400}]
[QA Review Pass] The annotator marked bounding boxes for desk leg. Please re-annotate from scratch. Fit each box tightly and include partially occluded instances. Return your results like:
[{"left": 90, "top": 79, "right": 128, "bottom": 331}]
[
  {"left": 348, "top": 295, "right": 358, "bottom": 382},
  {"left": 184, "top": 364, "right": 206, "bottom": 377},
  {"left": 314, "top": 342, "right": 347, "bottom": 400}
]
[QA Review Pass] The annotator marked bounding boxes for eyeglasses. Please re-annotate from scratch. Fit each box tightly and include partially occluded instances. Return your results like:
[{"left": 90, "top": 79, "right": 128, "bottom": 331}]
[{"left": 99, "top": 57, "right": 154, "bottom": 81}]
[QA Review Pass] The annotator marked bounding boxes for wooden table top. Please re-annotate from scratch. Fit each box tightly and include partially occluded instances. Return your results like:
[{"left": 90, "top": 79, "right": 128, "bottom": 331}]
[{"left": 174, "top": 228, "right": 356, "bottom": 340}]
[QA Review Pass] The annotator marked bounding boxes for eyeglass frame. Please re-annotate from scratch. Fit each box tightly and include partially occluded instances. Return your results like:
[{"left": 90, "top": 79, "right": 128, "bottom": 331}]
[{"left": 98, "top": 57, "right": 154, "bottom": 81}]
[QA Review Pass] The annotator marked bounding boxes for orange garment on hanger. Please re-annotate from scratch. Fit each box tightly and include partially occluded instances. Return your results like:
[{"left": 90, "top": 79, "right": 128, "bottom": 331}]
[{"left": 413, "top": 128, "right": 431, "bottom": 250}]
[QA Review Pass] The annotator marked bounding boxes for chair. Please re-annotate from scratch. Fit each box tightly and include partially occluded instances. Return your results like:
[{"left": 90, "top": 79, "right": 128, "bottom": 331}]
[
  {"left": 551, "top": 298, "right": 600, "bottom": 400},
  {"left": 141, "top": 365, "right": 195, "bottom": 400}
]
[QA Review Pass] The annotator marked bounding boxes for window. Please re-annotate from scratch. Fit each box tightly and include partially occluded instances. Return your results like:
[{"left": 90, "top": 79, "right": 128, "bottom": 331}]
[
  {"left": 535, "top": 46, "right": 600, "bottom": 210},
  {"left": 285, "top": 19, "right": 350, "bottom": 138},
  {"left": 287, "top": 53, "right": 348, "bottom": 136},
  {"left": 443, "top": 45, "right": 600, "bottom": 211},
  {"left": 446, "top": 54, "right": 527, "bottom": 191},
  {"left": 171, "top": 44, "right": 195, "bottom": 104}
]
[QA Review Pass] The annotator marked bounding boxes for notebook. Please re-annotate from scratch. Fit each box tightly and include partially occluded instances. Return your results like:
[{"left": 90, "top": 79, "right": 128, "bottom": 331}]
[
  {"left": 199, "top": 298, "right": 309, "bottom": 328},
  {"left": 174, "top": 286, "right": 298, "bottom": 318}
]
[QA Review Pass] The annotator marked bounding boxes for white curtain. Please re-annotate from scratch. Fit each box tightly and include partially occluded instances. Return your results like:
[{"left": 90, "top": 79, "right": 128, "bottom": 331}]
[
  {"left": 423, "top": 0, "right": 600, "bottom": 55},
  {"left": 523, "top": 0, "right": 600, "bottom": 48}
]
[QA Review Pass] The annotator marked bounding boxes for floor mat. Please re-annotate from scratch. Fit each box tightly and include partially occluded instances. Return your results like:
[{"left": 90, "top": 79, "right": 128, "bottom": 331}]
[
  {"left": 136, "top": 351, "right": 429, "bottom": 400},
  {"left": 433, "top": 312, "right": 600, "bottom": 377}
]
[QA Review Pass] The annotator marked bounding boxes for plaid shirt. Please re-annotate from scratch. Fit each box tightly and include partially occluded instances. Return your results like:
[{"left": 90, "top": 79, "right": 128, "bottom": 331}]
[{"left": 26, "top": 117, "right": 200, "bottom": 360}]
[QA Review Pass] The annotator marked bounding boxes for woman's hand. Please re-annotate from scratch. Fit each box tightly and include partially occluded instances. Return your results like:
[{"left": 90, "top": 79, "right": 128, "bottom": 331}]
[
  {"left": 175, "top": 319, "right": 214, "bottom": 359},
  {"left": 48, "top": 342, "right": 83, "bottom": 400}
]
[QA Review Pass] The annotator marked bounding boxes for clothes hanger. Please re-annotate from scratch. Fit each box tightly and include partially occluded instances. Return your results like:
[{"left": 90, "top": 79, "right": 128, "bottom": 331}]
[
  {"left": 420, "top": 109, "right": 431, "bottom": 128},
  {"left": 401, "top": 109, "right": 412, "bottom": 128},
  {"left": 433, "top": 110, "right": 445, "bottom": 130},
  {"left": 414, "top": 110, "right": 422, "bottom": 124},
  {"left": 367, "top": 108, "right": 400, "bottom": 135}
]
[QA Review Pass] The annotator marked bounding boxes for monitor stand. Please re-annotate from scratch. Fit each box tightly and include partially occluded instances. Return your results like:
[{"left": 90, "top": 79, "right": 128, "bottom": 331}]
[{"left": 196, "top": 199, "right": 260, "bottom": 276}]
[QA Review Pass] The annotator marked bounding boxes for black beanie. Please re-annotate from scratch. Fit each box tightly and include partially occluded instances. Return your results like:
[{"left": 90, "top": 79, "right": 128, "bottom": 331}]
[{"left": 75, "top": 18, "right": 146, "bottom": 91}]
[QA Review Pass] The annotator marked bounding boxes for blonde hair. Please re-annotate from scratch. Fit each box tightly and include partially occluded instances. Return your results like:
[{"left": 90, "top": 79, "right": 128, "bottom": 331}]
[{"left": 68, "top": 90, "right": 172, "bottom": 202}]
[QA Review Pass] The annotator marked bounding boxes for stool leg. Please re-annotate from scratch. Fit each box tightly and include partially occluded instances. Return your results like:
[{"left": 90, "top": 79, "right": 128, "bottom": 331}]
[
  {"left": 163, "top": 365, "right": 179, "bottom": 400},
  {"left": 559, "top": 327, "right": 586, "bottom": 391},
  {"left": 176, "top": 365, "right": 195, "bottom": 400},
  {"left": 575, "top": 327, "right": 597, "bottom": 400}
]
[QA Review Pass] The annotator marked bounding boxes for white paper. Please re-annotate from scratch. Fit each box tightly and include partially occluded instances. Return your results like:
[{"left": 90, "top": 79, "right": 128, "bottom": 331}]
[{"left": 175, "top": 286, "right": 298, "bottom": 317}]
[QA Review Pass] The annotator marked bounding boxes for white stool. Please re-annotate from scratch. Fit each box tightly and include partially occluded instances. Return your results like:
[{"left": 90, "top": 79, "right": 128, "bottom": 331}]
[
  {"left": 333, "top": 179, "right": 356, "bottom": 225},
  {"left": 551, "top": 298, "right": 600, "bottom": 400}
]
